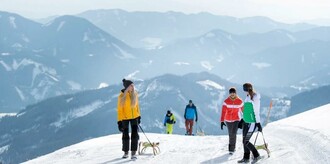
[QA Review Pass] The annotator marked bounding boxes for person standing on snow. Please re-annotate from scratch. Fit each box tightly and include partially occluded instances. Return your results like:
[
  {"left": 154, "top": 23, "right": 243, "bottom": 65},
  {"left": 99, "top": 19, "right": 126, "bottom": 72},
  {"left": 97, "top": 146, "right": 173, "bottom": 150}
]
[
  {"left": 117, "top": 79, "right": 141, "bottom": 160},
  {"left": 220, "top": 87, "right": 244, "bottom": 154},
  {"left": 164, "top": 110, "right": 176, "bottom": 134},
  {"left": 184, "top": 100, "right": 198, "bottom": 135},
  {"left": 237, "top": 83, "right": 262, "bottom": 164}
]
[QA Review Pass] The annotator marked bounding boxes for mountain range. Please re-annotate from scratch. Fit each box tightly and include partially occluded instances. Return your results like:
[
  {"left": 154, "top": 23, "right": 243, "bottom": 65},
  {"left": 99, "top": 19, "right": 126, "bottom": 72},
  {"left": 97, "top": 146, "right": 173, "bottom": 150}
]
[
  {"left": 75, "top": 9, "right": 316, "bottom": 49},
  {"left": 288, "top": 84, "right": 330, "bottom": 116},
  {"left": 152, "top": 28, "right": 330, "bottom": 87},
  {"left": 0, "top": 72, "right": 274, "bottom": 163},
  {"left": 1, "top": 71, "right": 329, "bottom": 163},
  {"left": 2, "top": 10, "right": 330, "bottom": 112},
  {"left": 0, "top": 11, "right": 146, "bottom": 112}
]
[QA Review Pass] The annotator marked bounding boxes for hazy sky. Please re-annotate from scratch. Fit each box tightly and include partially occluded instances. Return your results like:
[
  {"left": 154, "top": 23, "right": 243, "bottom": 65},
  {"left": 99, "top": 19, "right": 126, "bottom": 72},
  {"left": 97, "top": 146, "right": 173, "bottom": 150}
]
[{"left": 1, "top": 0, "right": 330, "bottom": 23}]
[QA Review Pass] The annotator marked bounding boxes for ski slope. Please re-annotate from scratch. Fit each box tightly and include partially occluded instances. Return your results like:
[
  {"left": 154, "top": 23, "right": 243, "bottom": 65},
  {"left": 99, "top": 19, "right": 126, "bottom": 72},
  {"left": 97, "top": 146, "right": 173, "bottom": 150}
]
[{"left": 24, "top": 104, "right": 330, "bottom": 164}]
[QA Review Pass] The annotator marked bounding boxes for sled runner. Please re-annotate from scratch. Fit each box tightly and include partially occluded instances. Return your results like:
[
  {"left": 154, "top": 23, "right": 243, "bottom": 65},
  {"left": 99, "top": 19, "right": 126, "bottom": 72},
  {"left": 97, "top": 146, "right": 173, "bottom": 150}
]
[
  {"left": 255, "top": 143, "right": 270, "bottom": 157},
  {"left": 138, "top": 141, "right": 160, "bottom": 155}
]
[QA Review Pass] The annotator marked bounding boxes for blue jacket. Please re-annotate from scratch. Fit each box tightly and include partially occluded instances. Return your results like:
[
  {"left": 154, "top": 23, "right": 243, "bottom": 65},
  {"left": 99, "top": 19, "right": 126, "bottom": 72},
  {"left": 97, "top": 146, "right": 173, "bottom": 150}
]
[{"left": 184, "top": 104, "right": 198, "bottom": 120}]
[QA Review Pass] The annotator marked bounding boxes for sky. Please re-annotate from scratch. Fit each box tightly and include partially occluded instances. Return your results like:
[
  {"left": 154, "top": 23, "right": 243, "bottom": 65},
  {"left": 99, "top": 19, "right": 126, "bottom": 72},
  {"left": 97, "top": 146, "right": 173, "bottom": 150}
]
[{"left": 1, "top": 0, "right": 330, "bottom": 24}]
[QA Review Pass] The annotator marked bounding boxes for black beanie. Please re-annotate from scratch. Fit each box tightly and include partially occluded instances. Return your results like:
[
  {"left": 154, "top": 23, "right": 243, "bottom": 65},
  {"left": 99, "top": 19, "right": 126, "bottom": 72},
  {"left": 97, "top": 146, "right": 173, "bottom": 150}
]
[
  {"left": 243, "top": 83, "right": 253, "bottom": 92},
  {"left": 167, "top": 110, "right": 171, "bottom": 114},
  {"left": 229, "top": 87, "right": 236, "bottom": 94},
  {"left": 122, "top": 79, "right": 133, "bottom": 90}
]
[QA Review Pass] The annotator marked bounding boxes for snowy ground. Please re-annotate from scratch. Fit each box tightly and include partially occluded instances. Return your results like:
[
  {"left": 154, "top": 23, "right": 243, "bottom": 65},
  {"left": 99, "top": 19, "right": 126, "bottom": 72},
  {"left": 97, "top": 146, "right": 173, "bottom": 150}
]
[{"left": 24, "top": 104, "right": 330, "bottom": 164}]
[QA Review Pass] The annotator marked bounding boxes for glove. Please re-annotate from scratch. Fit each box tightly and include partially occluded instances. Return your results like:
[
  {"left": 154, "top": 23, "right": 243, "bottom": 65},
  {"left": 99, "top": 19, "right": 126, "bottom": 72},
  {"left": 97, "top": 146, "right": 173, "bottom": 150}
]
[
  {"left": 256, "top": 123, "right": 262, "bottom": 132},
  {"left": 238, "top": 119, "right": 244, "bottom": 129},
  {"left": 137, "top": 116, "right": 141, "bottom": 124},
  {"left": 221, "top": 122, "right": 226, "bottom": 130},
  {"left": 164, "top": 123, "right": 166, "bottom": 126},
  {"left": 173, "top": 121, "right": 176, "bottom": 124},
  {"left": 195, "top": 118, "right": 198, "bottom": 122},
  {"left": 117, "top": 121, "right": 123, "bottom": 132}
]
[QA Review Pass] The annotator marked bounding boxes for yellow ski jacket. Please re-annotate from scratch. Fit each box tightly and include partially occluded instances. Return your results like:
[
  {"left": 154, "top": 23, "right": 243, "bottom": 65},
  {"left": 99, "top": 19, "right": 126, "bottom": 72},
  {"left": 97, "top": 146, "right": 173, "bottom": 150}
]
[{"left": 117, "top": 91, "right": 141, "bottom": 121}]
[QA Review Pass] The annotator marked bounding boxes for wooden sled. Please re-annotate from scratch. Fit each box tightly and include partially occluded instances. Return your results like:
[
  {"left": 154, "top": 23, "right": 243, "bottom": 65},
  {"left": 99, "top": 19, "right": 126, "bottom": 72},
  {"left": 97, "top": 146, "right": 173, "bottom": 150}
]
[{"left": 138, "top": 141, "right": 160, "bottom": 155}]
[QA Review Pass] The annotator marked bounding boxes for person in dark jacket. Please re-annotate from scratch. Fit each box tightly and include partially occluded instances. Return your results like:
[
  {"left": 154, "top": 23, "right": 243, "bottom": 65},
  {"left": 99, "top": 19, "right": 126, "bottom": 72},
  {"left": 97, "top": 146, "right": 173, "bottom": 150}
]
[
  {"left": 184, "top": 100, "right": 198, "bottom": 135},
  {"left": 164, "top": 110, "right": 176, "bottom": 134}
]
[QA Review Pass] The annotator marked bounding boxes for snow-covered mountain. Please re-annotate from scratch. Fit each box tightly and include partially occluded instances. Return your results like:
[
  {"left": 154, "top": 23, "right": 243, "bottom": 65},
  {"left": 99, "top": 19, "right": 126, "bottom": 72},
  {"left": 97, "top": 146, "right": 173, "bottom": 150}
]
[
  {"left": 289, "top": 85, "right": 330, "bottom": 116},
  {"left": 0, "top": 11, "right": 145, "bottom": 112},
  {"left": 0, "top": 72, "right": 274, "bottom": 163},
  {"left": 77, "top": 11, "right": 330, "bottom": 89},
  {"left": 247, "top": 40, "right": 330, "bottom": 87},
  {"left": 75, "top": 9, "right": 315, "bottom": 49},
  {"left": 153, "top": 27, "right": 330, "bottom": 87},
  {"left": 2, "top": 10, "right": 329, "bottom": 114},
  {"left": 24, "top": 103, "right": 330, "bottom": 164},
  {"left": 244, "top": 85, "right": 330, "bottom": 124},
  {"left": 290, "top": 63, "right": 330, "bottom": 90}
]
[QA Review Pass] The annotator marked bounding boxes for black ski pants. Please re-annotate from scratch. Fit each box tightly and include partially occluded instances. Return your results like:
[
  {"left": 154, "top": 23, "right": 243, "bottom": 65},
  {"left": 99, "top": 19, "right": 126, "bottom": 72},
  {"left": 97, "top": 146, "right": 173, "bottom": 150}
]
[
  {"left": 242, "top": 122, "right": 260, "bottom": 159},
  {"left": 226, "top": 121, "right": 239, "bottom": 151},
  {"left": 122, "top": 119, "right": 139, "bottom": 152}
]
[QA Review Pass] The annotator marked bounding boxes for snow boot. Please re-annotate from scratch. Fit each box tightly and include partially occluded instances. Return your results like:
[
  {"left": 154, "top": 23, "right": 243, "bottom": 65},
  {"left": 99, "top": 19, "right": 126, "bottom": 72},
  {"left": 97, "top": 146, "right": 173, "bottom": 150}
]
[
  {"left": 251, "top": 156, "right": 262, "bottom": 164},
  {"left": 229, "top": 144, "right": 235, "bottom": 155},
  {"left": 122, "top": 152, "right": 129, "bottom": 158},
  {"left": 237, "top": 158, "right": 249, "bottom": 163},
  {"left": 131, "top": 151, "right": 137, "bottom": 160},
  {"left": 237, "top": 153, "right": 250, "bottom": 163}
]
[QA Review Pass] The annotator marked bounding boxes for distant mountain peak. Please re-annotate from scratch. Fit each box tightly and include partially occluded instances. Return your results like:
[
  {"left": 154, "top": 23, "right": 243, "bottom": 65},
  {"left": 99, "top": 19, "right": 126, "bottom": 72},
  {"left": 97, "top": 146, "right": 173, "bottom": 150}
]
[
  {"left": 0, "top": 11, "right": 40, "bottom": 29},
  {"left": 45, "top": 15, "right": 95, "bottom": 29}
]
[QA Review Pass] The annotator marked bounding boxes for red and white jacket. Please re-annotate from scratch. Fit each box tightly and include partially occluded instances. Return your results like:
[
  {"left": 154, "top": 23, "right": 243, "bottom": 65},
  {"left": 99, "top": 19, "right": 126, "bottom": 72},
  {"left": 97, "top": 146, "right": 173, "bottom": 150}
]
[{"left": 220, "top": 96, "right": 243, "bottom": 122}]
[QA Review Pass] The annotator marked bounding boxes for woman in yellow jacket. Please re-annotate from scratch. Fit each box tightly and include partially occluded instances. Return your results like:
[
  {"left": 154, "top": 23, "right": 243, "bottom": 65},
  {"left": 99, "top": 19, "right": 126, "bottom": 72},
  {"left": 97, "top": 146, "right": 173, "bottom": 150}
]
[{"left": 117, "top": 79, "right": 141, "bottom": 159}]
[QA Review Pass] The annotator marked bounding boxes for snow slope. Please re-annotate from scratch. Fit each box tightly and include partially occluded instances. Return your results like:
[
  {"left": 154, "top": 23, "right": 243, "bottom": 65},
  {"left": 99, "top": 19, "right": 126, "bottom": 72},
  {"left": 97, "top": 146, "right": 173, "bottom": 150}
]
[{"left": 24, "top": 104, "right": 330, "bottom": 164}]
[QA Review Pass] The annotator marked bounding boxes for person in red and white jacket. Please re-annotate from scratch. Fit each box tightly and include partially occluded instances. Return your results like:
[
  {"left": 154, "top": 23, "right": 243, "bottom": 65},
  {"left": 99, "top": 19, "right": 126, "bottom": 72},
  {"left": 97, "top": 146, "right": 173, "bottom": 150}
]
[{"left": 220, "top": 87, "right": 244, "bottom": 154}]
